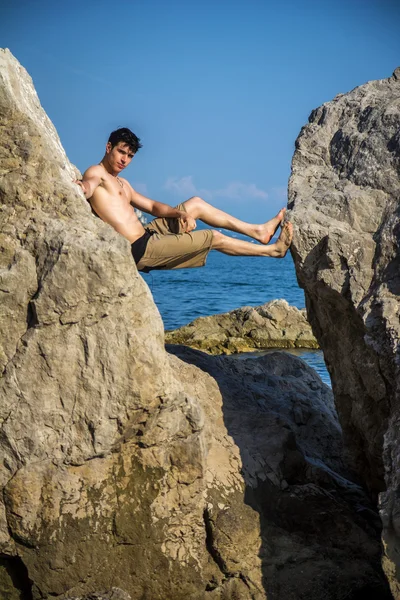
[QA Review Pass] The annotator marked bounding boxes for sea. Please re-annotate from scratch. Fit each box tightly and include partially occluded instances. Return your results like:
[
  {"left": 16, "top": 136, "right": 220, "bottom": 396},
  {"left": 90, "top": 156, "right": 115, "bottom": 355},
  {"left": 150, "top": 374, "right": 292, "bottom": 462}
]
[{"left": 141, "top": 240, "right": 331, "bottom": 387}]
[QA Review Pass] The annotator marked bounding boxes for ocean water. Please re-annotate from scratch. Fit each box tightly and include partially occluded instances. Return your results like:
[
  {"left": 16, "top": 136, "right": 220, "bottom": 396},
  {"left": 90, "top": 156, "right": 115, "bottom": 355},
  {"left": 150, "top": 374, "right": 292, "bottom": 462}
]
[{"left": 141, "top": 246, "right": 331, "bottom": 387}]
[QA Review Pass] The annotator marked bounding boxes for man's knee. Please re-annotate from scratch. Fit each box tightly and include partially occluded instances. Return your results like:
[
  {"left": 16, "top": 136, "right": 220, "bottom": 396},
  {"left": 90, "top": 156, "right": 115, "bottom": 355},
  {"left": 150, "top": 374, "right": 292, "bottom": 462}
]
[
  {"left": 184, "top": 196, "right": 206, "bottom": 218},
  {"left": 211, "top": 229, "right": 224, "bottom": 248},
  {"left": 186, "top": 195, "right": 204, "bottom": 208}
]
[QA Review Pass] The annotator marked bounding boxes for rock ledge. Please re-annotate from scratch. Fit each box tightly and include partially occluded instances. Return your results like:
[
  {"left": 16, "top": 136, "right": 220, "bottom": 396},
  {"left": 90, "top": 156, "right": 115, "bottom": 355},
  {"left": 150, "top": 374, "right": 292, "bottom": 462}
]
[{"left": 165, "top": 299, "right": 318, "bottom": 354}]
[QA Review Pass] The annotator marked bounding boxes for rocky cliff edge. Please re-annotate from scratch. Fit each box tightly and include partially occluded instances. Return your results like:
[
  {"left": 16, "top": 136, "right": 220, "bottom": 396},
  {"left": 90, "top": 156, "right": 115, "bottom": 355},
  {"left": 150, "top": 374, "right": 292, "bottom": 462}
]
[{"left": 289, "top": 66, "right": 400, "bottom": 598}]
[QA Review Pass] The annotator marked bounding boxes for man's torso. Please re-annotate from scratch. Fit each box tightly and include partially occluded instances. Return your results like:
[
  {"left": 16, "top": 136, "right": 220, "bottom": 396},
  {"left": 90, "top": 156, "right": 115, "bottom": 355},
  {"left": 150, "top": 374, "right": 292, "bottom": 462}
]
[{"left": 89, "top": 169, "right": 145, "bottom": 243}]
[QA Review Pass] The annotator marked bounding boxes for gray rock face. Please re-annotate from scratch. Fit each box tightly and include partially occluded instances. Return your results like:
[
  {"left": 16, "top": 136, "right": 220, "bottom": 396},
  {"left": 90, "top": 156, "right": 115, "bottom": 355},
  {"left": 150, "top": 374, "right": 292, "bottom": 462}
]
[
  {"left": 289, "top": 67, "right": 400, "bottom": 597},
  {"left": 0, "top": 48, "right": 392, "bottom": 600},
  {"left": 165, "top": 299, "right": 318, "bottom": 354}
]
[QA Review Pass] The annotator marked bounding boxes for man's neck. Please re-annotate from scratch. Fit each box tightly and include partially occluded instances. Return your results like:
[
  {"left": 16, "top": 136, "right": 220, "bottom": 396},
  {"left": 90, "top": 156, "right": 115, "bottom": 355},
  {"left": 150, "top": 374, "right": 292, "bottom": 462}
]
[{"left": 100, "top": 158, "right": 118, "bottom": 177}]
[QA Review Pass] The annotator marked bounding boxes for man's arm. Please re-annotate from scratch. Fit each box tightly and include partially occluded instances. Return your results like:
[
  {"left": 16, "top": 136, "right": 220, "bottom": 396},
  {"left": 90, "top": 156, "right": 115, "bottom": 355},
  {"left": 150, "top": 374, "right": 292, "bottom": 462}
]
[
  {"left": 75, "top": 165, "right": 103, "bottom": 199},
  {"left": 127, "top": 183, "right": 196, "bottom": 232}
]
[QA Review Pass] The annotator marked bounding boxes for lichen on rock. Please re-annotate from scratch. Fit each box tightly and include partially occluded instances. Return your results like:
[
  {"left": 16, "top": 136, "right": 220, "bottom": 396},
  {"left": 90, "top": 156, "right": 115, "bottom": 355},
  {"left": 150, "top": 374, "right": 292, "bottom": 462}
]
[{"left": 165, "top": 299, "right": 319, "bottom": 354}]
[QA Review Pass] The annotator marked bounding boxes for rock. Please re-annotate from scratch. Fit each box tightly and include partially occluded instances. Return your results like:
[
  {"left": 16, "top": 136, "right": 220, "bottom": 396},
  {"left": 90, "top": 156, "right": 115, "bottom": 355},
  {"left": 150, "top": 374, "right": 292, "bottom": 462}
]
[
  {"left": 168, "top": 346, "right": 391, "bottom": 600},
  {"left": 65, "top": 589, "right": 131, "bottom": 600},
  {"left": 289, "top": 66, "right": 400, "bottom": 597},
  {"left": 165, "top": 299, "right": 318, "bottom": 354},
  {"left": 0, "top": 48, "right": 392, "bottom": 600}
]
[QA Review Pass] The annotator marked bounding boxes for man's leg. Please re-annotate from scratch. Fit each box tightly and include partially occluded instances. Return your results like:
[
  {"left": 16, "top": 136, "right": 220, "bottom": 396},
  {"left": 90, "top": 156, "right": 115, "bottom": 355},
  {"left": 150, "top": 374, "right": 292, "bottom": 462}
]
[
  {"left": 211, "top": 222, "right": 293, "bottom": 257},
  {"left": 183, "top": 196, "right": 286, "bottom": 244},
  {"left": 135, "top": 223, "right": 293, "bottom": 271}
]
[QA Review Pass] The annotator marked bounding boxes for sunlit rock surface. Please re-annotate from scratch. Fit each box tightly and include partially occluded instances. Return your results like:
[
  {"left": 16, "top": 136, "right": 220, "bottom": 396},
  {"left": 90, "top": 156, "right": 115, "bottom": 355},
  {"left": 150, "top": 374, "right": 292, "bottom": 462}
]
[
  {"left": 165, "top": 299, "right": 318, "bottom": 354},
  {"left": 289, "top": 66, "right": 400, "bottom": 598},
  {"left": 0, "top": 49, "right": 392, "bottom": 599}
]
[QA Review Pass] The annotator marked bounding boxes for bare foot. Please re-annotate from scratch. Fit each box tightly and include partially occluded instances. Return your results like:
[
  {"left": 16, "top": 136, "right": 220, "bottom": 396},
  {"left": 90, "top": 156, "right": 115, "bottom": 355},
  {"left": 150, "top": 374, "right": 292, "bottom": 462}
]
[
  {"left": 255, "top": 208, "right": 286, "bottom": 244},
  {"left": 271, "top": 221, "right": 293, "bottom": 257}
]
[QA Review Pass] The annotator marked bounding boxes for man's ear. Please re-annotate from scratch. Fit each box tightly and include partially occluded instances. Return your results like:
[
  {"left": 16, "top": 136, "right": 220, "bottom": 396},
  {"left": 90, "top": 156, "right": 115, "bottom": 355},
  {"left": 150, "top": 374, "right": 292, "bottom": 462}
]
[{"left": 105, "top": 142, "right": 112, "bottom": 154}]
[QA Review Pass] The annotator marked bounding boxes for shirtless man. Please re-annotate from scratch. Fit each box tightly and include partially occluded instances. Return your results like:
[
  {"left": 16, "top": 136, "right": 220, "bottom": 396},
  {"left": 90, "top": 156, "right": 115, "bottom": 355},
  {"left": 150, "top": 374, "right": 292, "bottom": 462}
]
[{"left": 75, "top": 128, "right": 293, "bottom": 272}]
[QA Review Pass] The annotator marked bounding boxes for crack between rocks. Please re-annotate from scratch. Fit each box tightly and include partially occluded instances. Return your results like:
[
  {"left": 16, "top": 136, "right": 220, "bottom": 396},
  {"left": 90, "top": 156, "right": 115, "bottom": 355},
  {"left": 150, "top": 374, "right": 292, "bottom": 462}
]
[
  {"left": 238, "top": 572, "right": 253, "bottom": 592},
  {"left": 0, "top": 553, "right": 33, "bottom": 600},
  {"left": 203, "top": 508, "right": 258, "bottom": 598},
  {"left": 203, "top": 507, "right": 229, "bottom": 577},
  {"left": 1, "top": 486, "right": 35, "bottom": 598}
]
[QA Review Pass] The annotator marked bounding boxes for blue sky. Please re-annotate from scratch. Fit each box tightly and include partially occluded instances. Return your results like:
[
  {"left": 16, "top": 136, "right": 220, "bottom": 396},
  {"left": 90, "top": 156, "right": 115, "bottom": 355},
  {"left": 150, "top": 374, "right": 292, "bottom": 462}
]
[{"left": 2, "top": 0, "right": 399, "bottom": 222}]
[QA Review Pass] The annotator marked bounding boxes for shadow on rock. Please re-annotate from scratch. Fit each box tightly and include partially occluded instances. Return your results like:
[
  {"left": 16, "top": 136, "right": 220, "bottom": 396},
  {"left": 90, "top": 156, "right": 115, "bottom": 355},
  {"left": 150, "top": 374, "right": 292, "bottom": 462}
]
[{"left": 167, "top": 345, "right": 393, "bottom": 600}]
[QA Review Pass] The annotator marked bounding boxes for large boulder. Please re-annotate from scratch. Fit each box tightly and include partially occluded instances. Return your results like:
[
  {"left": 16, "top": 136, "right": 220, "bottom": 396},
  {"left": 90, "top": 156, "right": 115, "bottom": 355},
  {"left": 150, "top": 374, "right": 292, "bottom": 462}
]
[
  {"left": 165, "top": 299, "right": 318, "bottom": 354},
  {"left": 0, "top": 48, "right": 392, "bottom": 599},
  {"left": 289, "top": 67, "right": 400, "bottom": 597}
]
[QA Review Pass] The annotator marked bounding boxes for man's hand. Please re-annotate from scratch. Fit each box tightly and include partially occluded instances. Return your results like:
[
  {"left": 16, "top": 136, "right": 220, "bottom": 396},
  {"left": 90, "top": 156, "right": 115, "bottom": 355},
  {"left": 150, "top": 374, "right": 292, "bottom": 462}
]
[
  {"left": 74, "top": 179, "right": 89, "bottom": 198},
  {"left": 74, "top": 168, "right": 102, "bottom": 199},
  {"left": 179, "top": 213, "right": 197, "bottom": 232}
]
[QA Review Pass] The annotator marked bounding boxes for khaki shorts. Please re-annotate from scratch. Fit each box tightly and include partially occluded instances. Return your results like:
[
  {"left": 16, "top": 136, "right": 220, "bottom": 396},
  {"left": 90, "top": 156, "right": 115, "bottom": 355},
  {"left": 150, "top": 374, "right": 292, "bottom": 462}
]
[{"left": 135, "top": 203, "right": 213, "bottom": 272}]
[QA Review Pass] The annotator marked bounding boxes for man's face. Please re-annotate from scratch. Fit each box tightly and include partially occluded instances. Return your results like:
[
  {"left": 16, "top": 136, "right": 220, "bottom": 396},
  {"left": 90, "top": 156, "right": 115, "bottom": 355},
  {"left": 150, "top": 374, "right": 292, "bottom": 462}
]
[{"left": 106, "top": 141, "right": 135, "bottom": 173}]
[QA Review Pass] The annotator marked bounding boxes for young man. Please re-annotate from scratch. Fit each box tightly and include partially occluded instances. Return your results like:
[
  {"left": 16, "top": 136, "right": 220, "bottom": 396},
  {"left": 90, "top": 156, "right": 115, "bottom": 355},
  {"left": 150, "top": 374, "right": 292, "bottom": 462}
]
[{"left": 75, "top": 128, "right": 293, "bottom": 272}]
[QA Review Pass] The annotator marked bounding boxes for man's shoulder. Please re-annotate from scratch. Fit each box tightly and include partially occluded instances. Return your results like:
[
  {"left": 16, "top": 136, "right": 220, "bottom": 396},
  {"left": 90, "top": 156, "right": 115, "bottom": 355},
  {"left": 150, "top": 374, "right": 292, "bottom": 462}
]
[{"left": 83, "top": 164, "right": 105, "bottom": 178}]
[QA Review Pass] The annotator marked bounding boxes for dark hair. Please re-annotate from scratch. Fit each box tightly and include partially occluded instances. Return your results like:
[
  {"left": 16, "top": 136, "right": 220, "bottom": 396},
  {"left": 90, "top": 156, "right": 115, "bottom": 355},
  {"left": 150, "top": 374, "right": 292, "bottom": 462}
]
[{"left": 108, "top": 128, "right": 142, "bottom": 153}]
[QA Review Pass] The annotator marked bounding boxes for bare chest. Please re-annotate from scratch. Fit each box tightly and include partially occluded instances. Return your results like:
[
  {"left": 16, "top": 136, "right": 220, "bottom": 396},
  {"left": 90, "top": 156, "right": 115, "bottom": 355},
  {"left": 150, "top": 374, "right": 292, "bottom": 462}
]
[{"left": 98, "top": 177, "right": 130, "bottom": 205}]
